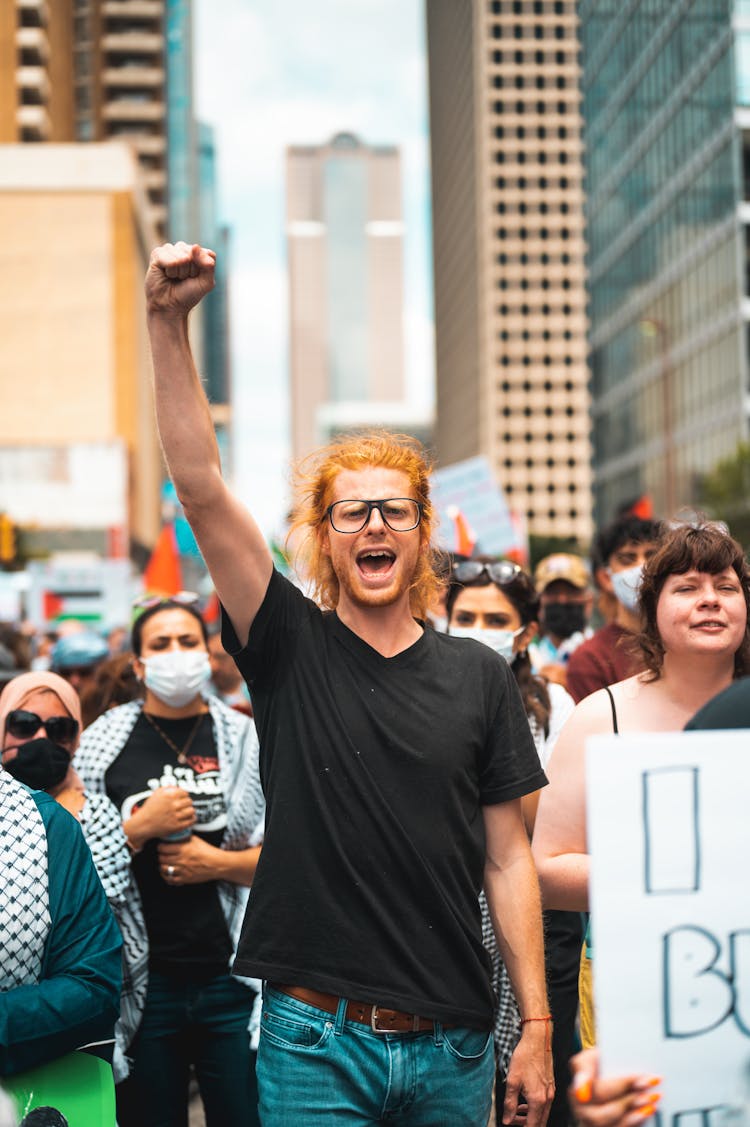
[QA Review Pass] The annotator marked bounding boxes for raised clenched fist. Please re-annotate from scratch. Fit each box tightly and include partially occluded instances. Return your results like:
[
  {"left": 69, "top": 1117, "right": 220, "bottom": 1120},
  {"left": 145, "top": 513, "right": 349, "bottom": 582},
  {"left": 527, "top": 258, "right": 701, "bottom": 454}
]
[{"left": 145, "top": 241, "right": 216, "bottom": 318}]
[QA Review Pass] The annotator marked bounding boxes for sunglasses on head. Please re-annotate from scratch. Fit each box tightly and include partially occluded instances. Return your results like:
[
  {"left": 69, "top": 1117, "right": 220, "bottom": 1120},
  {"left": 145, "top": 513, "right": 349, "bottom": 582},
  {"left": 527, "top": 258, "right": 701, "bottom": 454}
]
[
  {"left": 131, "top": 591, "right": 201, "bottom": 623},
  {"left": 452, "top": 560, "right": 523, "bottom": 586},
  {"left": 5, "top": 709, "right": 79, "bottom": 746},
  {"left": 132, "top": 591, "right": 200, "bottom": 611}
]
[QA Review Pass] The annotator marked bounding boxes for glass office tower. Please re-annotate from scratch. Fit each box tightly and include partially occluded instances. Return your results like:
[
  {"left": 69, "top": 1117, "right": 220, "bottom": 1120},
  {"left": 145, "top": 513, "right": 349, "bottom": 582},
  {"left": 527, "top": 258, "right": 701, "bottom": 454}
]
[{"left": 581, "top": 0, "right": 750, "bottom": 522}]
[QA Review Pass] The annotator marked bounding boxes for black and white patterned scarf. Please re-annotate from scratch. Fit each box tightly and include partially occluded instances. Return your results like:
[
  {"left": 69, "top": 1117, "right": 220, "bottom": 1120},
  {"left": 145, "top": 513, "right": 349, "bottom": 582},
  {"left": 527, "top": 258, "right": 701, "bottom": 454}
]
[
  {"left": 0, "top": 770, "right": 50, "bottom": 990},
  {"left": 75, "top": 696, "right": 266, "bottom": 1076}
]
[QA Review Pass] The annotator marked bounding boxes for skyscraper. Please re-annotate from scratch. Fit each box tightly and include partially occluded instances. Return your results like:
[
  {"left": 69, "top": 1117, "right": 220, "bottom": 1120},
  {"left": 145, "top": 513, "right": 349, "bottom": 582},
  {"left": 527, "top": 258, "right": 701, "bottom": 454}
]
[
  {"left": 1, "top": 0, "right": 75, "bottom": 142},
  {"left": 426, "top": 0, "right": 592, "bottom": 546},
  {"left": 287, "top": 132, "right": 422, "bottom": 461},
  {"left": 0, "top": 1, "right": 203, "bottom": 240},
  {"left": 0, "top": 143, "right": 162, "bottom": 555},
  {"left": 580, "top": 0, "right": 748, "bottom": 524},
  {"left": 0, "top": 0, "right": 230, "bottom": 552}
]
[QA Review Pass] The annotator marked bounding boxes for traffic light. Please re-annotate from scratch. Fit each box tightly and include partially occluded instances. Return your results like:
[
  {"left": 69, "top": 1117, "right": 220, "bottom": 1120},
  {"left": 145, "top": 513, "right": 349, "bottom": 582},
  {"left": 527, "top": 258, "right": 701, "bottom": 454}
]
[{"left": 0, "top": 514, "right": 16, "bottom": 563}]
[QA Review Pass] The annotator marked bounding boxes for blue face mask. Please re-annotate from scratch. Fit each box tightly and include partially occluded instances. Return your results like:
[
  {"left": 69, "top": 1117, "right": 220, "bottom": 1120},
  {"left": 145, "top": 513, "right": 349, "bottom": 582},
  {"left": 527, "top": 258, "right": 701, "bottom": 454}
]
[
  {"left": 449, "top": 625, "right": 524, "bottom": 663},
  {"left": 608, "top": 563, "right": 643, "bottom": 613}
]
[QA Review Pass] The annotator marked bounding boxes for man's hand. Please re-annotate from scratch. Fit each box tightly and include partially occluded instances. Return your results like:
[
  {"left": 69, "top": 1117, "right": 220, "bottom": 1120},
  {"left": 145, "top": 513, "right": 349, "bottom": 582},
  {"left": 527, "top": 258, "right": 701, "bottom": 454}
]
[
  {"left": 145, "top": 241, "right": 216, "bottom": 319},
  {"left": 502, "top": 1021, "right": 554, "bottom": 1127},
  {"left": 568, "top": 1049, "right": 661, "bottom": 1126}
]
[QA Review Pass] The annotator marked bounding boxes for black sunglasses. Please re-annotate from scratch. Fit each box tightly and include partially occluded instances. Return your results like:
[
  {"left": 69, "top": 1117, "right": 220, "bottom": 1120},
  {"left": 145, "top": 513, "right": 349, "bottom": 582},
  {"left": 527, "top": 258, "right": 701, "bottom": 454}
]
[
  {"left": 5, "top": 709, "right": 79, "bottom": 746},
  {"left": 452, "top": 560, "right": 523, "bottom": 586}
]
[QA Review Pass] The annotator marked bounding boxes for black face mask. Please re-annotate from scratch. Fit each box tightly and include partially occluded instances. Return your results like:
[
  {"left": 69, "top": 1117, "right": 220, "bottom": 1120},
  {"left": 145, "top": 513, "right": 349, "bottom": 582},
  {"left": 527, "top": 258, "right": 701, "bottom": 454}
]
[
  {"left": 542, "top": 602, "right": 587, "bottom": 640},
  {"left": 3, "top": 738, "right": 71, "bottom": 792}
]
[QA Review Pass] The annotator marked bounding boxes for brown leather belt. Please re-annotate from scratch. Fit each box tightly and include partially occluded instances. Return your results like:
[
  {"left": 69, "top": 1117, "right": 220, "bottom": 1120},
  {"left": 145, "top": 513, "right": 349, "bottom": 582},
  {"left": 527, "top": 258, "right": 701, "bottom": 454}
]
[{"left": 274, "top": 984, "right": 456, "bottom": 1033}]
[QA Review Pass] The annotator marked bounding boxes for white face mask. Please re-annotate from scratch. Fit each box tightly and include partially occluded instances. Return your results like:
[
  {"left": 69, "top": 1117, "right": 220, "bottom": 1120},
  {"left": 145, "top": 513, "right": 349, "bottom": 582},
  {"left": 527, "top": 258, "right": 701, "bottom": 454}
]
[
  {"left": 449, "top": 625, "right": 524, "bottom": 663},
  {"left": 142, "top": 650, "right": 211, "bottom": 709},
  {"left": 608, "top": 563, "right": 644, "bottom": 613},
  {"left": 429, "top": 613, "right": 449, "bottom": 634}
]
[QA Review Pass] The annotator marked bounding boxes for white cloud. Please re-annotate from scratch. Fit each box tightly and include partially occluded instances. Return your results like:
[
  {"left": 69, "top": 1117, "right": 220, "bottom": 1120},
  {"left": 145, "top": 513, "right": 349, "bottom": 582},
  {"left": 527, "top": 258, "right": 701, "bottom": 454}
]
[
  {"left": 404, "top": 307, "right": 435, "bottom": 413},
  {"left": 226, "top": 260, "right": 290, "bottom": 535},
  {"left": 194, "top": 0, "right": 434, "bottom": 533}
]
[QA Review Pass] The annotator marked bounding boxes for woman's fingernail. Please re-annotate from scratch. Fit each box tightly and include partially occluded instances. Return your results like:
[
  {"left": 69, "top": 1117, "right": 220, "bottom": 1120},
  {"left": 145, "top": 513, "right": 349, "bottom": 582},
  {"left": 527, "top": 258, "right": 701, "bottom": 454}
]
[{"left": 574, "top": 1078, "right": 592, "bottom": 1103}]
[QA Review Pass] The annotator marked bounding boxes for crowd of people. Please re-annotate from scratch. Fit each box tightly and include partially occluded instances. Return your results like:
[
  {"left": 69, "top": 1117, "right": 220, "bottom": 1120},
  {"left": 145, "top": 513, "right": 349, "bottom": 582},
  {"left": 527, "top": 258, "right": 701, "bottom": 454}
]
[{"left": 0, "top": 239, "right": 746, "bottom": 1127}]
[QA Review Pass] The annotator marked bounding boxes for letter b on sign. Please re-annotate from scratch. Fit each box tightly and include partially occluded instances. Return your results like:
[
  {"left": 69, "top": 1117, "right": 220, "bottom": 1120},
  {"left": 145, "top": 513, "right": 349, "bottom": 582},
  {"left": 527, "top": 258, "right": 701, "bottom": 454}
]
[{"left": 664, "top": 926, "right": 742, "bottom": 1039}]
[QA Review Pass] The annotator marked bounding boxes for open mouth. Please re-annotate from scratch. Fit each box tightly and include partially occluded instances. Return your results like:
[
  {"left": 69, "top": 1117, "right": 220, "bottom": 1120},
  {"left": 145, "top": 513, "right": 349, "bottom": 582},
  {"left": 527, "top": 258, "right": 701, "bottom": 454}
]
[{"left": 357, "top": 549, "right": 396, "bottom": 577}]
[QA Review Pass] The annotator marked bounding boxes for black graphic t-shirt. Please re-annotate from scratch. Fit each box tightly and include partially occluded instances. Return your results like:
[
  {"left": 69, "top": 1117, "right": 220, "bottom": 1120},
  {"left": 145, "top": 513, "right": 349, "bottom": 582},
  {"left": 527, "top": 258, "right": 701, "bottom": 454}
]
[{"left": 105, "top": 712, "right": 231, "bottom": 979}]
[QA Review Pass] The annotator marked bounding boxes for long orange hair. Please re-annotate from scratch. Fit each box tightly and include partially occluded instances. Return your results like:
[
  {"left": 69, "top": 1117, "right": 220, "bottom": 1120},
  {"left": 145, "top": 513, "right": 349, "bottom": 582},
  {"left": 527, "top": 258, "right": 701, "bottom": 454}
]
[{"left": 287, "top": 431, "right": 441, "bottom": 619}]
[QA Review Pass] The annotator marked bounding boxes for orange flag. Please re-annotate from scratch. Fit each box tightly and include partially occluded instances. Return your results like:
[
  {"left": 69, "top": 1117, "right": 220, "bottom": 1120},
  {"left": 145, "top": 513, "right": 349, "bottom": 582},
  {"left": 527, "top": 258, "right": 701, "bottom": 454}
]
[
  {"left": 203, "top": 591, "right": 220, "bottom": 626},
  {"left": 143, "top": 524, "right": 183, "bottom": 595},
  {"left": 628, "top": 494, "right": 654, "bottom": 520},
  {"left": 446, "top": 505, "right": 477, "bottom": 557}
]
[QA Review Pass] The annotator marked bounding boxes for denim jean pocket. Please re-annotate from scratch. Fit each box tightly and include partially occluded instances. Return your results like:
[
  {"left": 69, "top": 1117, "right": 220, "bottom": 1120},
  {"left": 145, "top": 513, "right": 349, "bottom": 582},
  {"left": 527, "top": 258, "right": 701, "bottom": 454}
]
[
  {"left": 261, "top": 1005, "right": 334, "bottom": 1051},
  {"left": 441, "top": 1026, "right": 493, "bottom": 1062}
]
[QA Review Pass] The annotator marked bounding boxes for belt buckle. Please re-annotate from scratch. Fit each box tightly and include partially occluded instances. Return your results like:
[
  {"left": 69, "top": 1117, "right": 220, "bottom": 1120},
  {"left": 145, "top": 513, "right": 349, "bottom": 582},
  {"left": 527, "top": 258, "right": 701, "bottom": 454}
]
[{"left": 370, "top": 1005, "right": 418, "bottom": 1034}]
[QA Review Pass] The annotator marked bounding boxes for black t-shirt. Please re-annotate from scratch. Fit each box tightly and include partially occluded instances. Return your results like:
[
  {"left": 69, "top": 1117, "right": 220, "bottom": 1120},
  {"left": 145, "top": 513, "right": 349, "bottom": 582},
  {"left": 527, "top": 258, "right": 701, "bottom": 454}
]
[
  {"left": 685, "top": 678, "right": 750, "bottom": 729},
  {"left": 105, "top": 712, "right": 232, "bottom": 979},
  {"left": 222, "top": 569, "right": 546, "bottom": 1028}
]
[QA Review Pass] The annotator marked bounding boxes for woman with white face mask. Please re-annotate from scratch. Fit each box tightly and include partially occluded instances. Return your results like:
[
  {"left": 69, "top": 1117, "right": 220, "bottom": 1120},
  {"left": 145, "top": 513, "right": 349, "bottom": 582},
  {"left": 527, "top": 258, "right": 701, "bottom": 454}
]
[
  {"left": 75, "top": 595, "right": 265, "bottom": 1127},
  {"left": 447, "top": 558, "right": 574, "bottom": 786},
  {"left": 447, "top": 558, "right": 575, "bottom": 1127}
]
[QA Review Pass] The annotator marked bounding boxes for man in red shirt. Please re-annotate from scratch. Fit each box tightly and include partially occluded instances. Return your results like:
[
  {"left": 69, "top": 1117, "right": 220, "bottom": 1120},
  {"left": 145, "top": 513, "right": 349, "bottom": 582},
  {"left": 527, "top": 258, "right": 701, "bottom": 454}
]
[{"left": 566, "top": 515, "right": 663, "bottom": 703}]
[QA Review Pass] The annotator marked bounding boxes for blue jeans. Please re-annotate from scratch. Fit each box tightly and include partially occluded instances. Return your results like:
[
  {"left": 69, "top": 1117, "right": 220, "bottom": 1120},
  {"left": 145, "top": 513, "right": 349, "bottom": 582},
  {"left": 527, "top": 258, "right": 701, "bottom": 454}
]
[
  {"left": 256, "top": 986, "right": 494, "bottom": 1126},
  {"left": 116, "top": 970, "right": 259, "bottom": 1127}
]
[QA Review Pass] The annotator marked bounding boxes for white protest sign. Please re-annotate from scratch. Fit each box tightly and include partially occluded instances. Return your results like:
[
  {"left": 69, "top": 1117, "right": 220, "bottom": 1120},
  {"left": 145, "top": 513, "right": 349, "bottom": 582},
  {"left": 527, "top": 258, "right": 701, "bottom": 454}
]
[
  {"left": 587, "top": 731, "right": 750, "bottom": 1124},
  {"left": 430, "top": 456, "right": 522, "bottom": 556}
]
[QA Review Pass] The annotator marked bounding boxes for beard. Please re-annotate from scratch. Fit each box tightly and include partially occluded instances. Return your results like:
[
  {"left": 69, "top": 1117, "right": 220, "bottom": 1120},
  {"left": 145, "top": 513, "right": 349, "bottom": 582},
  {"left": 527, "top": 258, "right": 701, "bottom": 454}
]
[{"left": 333, "top": 555, "right": 417, "bottom": 612}]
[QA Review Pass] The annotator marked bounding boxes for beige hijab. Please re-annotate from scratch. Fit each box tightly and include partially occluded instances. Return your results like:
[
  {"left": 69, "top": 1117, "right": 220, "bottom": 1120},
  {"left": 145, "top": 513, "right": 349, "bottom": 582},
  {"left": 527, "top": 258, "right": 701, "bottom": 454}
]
[{"left": 0, "top": 670, "right": 82, "bottom": 750}]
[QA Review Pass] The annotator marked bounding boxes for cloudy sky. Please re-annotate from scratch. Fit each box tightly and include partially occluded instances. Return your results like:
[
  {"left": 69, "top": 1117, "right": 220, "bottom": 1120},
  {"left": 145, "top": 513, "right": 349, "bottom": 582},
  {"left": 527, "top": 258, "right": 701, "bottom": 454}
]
[{"left": 194, "top": 0, "right": 434, "bottom": 537}]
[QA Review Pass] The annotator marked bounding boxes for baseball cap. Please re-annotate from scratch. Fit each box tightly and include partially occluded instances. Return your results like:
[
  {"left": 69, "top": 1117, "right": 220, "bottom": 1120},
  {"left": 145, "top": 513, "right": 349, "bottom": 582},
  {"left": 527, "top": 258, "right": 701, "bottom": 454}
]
[
  {"left": 534, "top": 553, "right": 589, "bottom": 594},
  {"left": 50, "top": 632, "right": 109, "bottom": 672}
]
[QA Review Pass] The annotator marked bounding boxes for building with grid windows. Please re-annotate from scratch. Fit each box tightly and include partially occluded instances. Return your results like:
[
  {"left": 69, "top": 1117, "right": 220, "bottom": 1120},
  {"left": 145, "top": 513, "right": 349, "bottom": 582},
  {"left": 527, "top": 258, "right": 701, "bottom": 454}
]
[
  {"left": 426, "top": 0, "right": 592, "bottom": 545},
  {"left": 580, "top": 0, "right": 750, "bottom": 524}
]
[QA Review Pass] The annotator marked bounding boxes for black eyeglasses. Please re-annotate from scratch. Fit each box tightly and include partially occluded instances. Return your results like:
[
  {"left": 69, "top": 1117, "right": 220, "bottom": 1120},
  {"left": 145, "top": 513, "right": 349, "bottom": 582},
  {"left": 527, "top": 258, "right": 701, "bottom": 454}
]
[
  {"left": 452, "top": 560, "right": 523, "bottom": 586},
  {"left": 325, "top": 498, "right": 423, "bottom": 534},
  {"left": 5, "top": 709, "right": 79, "bottom": 747}
]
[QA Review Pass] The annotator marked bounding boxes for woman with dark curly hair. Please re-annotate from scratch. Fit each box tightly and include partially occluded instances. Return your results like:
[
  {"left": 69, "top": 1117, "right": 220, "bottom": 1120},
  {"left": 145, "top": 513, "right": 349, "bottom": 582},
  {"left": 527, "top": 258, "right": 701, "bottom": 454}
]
[{"left": 532, "top": 520, "right": 750, "bottom": 1061}]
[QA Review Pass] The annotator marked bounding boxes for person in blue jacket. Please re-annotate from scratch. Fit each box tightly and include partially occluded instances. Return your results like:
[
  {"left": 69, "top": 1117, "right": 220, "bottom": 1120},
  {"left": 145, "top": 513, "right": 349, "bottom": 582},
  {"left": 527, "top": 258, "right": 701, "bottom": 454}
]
[{"left": 0, "top": 762, "right": 122, "bottom": 1076}]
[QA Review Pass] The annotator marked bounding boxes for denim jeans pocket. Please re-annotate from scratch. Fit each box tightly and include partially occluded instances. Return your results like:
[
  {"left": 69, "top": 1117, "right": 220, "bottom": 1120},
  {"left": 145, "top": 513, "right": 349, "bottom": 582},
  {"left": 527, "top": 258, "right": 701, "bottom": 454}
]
[
  {"left": 441, "top": 1027, "right": 493, "bottom": 1062},
  {"left": 261, "top": 1002, "right": 334, "bottom": 1052}
]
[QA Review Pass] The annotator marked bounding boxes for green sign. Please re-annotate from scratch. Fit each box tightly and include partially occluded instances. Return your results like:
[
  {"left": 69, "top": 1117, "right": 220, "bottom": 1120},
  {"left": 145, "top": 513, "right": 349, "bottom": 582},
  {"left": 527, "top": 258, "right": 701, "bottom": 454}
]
[{"left": 5, "top": 1052, "right": 115, "bottom": 1125}]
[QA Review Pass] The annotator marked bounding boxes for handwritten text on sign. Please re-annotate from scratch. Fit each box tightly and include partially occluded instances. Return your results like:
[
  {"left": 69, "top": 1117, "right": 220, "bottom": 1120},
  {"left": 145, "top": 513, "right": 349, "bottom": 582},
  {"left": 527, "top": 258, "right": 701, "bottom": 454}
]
[{"left": 586, "top": 732, "right": 750, "bottom": 1124}]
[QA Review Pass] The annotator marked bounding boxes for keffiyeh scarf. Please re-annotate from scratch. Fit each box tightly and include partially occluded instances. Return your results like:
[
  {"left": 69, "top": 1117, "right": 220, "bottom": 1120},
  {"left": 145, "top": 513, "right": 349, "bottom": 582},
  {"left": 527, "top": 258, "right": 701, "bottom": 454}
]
[
  {"left": 0, "top": 770, "right": 50, "bottom": 990},
  {"left": 75, "top": 696, "right": 266, "bottom": 1076}
]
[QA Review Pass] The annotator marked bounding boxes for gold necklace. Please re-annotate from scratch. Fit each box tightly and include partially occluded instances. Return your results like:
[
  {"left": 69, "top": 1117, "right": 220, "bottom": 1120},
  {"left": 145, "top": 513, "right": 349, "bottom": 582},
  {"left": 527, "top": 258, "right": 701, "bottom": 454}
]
[{"left": 143, "top": 710, "right": 206, "bottom": 764}]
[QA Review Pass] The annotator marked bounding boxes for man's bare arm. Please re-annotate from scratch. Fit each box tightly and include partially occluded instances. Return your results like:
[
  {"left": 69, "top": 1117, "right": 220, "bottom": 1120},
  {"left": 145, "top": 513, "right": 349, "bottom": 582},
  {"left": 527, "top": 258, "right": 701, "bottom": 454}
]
[
  {"left": 483, "top": 800, "right": 554, "bottom": 1127},
  {"left": 145, "top": 242, "right": 272, "bottom": 646}
]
